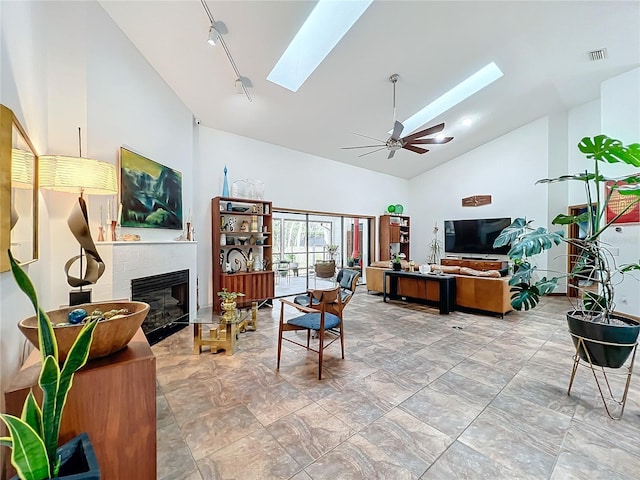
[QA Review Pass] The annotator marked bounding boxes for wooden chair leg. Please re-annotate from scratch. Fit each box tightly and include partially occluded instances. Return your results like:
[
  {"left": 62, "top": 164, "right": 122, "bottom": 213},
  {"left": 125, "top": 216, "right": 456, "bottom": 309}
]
[
  {"left": 306, "top": 330, "right": 311, "bottom": 349},
  {"left": 340, "top": 324, "right": 345, "bottom": 359},
  {"left": 318, "top": 328, "right": 324, "bottom": 380},
  {"left": 277, "top": 310, "right": 284, "bottom": 370}
]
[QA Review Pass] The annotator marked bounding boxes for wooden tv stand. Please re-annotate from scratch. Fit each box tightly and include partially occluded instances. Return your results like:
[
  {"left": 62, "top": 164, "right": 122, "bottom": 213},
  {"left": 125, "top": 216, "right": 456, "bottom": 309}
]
[{"left": 441, "top": 258, "right": 508, "bottom": 271}]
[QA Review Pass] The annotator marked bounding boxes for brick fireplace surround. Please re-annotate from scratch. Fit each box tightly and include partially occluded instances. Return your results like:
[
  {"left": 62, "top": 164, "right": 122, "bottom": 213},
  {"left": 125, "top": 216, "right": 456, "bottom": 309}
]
[{"left": 90, "top": 241, "right": 198, "bottom": 323}]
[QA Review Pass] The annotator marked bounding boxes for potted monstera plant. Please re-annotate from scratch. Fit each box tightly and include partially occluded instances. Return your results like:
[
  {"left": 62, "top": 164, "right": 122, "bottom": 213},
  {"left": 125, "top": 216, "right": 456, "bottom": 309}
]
[
  {"left": 0, "top": 251, "right": 100, "bottom": 480},
  {"left": 494, "top": 135, "right": 640, "bottom": 369}
]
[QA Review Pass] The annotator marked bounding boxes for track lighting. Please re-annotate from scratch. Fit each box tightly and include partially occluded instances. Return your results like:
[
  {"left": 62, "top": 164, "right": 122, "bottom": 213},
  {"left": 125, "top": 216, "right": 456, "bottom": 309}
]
[
  {"left": 235, "top": 78, "right": 244, "bottom": 94},
  {"left": 200, "top": 0, "right": 252, "bottom": 102},
  {"left": 207, "top": 25, "right": 220, "bottom": 46}
]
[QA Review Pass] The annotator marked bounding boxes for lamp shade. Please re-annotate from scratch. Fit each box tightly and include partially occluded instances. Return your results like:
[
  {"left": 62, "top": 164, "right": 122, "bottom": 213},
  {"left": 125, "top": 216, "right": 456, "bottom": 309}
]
[
  {"left": 11, "top": 148, "right": 35, "bottom": 188},
  {"left": 40, "top": 155, "right": 117, "bottom": 195}
]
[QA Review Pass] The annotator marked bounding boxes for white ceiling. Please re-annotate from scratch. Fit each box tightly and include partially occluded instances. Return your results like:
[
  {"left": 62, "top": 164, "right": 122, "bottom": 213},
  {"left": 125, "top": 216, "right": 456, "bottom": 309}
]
[{"left": 100, "top": 1, "right": 640, "bottom": 179}]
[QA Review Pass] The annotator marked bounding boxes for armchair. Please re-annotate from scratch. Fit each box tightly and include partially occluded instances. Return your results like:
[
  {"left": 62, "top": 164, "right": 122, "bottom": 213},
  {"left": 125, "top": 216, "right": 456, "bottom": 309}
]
[{"left": 277, "top": 286, "right": 344, "bottom": 379}]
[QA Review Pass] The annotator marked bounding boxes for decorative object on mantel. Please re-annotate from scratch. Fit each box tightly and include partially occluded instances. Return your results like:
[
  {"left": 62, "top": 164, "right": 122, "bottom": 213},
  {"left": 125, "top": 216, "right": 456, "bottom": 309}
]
[
  {"left": 39, "top": 127, "right": 117, "bottom": 306},
  {"left": 462, "top": 194, "right": 492, "bottom": 207},
  {"left": 232, "top": 179, "right": 265, "bottom": 200},
  {"left": 222, "top": 165, "right": 230, "bottom": 197},
  {"left": 120, "top": 147, "right": 182, "bottom": 230},
  {"left": 121, "top": 234, "right": 141, "bottom": 241}
]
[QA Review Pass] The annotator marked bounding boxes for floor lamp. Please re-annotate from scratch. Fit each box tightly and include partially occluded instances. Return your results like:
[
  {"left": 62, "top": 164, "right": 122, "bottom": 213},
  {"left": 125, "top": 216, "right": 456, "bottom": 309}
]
[{"left": 40, "top": 145, "right": 117, "bottom": 306}]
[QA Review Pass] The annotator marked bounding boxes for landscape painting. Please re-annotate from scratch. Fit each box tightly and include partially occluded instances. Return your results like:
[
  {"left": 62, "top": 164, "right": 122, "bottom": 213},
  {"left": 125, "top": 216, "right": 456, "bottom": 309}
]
[{"left": 120, "top": 147, "right": 183, "bottom": 230}]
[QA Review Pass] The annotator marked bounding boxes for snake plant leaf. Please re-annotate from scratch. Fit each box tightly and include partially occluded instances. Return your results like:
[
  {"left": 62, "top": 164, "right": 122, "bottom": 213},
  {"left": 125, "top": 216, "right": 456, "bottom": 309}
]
[
  {"left": 492, "top": 217, "right": 528, "bottom": 248},
  {"left": 52, "top": 316, "right": 98, "bottom": 460},
  {"left": 21, "top": 392, "right": 43, "bottom": 439},
  {"left": 509, "top": 283, "right": 541, "bottom": 311},
  {"left": 508, "top": 228, "right": 564, "bottom": 259},
  {"left": 0, "top": 414, "right": 50, "bottom": 480},
  {"left": 8, "top": 250, "right": 57, "bottom": 361},
  {"left": 39, "top": 355, "right": 60, "bottom": 466}
]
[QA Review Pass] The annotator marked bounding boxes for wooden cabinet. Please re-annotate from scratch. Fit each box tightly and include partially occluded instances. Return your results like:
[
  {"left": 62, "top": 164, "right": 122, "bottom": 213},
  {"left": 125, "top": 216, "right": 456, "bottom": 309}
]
[
  {"left": 212, "top": 196, "right": 274, "bottom": 313},
  {"left": 441, "top": 258, "right": 507, "bottom": 271},
  {"left": 379, "top": 214, "right": 410, "bottom": 261},
  {"left": 3, "top": 329, "right": 156, "bottom": 480}
]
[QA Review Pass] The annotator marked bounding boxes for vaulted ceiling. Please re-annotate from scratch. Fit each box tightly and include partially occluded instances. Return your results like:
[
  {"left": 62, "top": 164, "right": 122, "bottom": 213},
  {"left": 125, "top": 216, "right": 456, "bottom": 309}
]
[{"left": 100, "top": 1, "right": 640, "bottom": 179}]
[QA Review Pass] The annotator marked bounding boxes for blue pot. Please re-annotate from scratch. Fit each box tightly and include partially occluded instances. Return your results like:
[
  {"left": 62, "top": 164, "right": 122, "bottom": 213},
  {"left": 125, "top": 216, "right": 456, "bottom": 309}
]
[{"left": 10, "top": 432, "right": 100, "bottom": 480}]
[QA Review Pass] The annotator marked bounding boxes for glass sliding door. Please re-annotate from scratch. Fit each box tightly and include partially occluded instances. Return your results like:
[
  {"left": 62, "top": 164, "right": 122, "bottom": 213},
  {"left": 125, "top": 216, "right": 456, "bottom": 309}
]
[{"left": 273, "top": 210, "right": 374, "bottom": 298}]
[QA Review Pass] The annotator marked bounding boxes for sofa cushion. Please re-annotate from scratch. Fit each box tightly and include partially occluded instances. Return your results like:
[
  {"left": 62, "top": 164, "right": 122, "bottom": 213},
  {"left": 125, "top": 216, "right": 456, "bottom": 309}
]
[{"left": 459, "top": 266, "right": 501, "bottom": 278}]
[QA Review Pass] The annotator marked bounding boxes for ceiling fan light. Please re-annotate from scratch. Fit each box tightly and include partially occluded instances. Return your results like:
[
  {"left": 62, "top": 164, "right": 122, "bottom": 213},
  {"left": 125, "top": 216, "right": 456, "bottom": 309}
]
[
  {"left": 207, "top": 25, "right": 220, "bottom": 46},
  {"left": 436, "top": 134, "right": 445, "bottom": 142}
]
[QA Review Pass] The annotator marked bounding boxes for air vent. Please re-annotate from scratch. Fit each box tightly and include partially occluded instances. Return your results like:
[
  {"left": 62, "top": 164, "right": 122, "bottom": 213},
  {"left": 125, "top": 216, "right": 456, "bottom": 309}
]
[{"left": 588, "top": 49, "right": 608, "bottom": 61}]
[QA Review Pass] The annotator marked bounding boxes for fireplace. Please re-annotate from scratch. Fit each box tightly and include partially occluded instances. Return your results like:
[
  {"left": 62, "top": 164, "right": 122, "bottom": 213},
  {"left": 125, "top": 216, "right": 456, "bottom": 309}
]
[{"left": 131, "top": 269, "right": 189, "bottom": 345}]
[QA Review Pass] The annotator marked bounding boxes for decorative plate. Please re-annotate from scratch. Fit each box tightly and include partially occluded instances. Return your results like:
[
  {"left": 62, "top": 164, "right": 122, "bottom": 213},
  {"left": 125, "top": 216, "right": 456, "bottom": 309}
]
[{"left": 226, "top": 248, "right": 245, "bottom": 272}]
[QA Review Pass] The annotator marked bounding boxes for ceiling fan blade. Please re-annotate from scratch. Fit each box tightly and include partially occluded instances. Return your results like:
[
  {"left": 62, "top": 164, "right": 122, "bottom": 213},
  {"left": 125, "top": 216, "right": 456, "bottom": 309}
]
[
  {"left": 388, "top": 150, "right": 396, "bottom": 159},
  {"left": 402, "top": 122, "right": 445, "bottom": 142},
  {"left": 351, "top": 132, "right": 386, "bottom": 143},
  {"left": 341, "top": 144, "right": 386, "bottom": 149},
  {"left": 410, "top": 136, "right": 454, "bottom": 145},
  {"left": 358, "top": 146, "right": 388, "bottom": 158},
  {"left": 391, "top": 121, "right": 404, "bottom": 141},
  {"left": 403, "top": 144, "right": 429, "bottom": 154}
]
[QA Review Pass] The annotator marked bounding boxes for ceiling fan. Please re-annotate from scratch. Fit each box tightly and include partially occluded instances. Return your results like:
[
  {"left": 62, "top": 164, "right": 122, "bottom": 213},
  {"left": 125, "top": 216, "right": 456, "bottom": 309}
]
[{"left": 342, "top": 74, "right": 454, "bottom": 159}]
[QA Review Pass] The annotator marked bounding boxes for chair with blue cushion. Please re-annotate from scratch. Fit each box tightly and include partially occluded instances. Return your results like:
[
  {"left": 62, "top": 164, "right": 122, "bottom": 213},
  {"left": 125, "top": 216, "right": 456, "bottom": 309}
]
[
  {"left": 277, "top": 286, "right": 344, "bottom": 380},
  {"left": 293, "top": 268, "right": 360, "bottom": 315}
]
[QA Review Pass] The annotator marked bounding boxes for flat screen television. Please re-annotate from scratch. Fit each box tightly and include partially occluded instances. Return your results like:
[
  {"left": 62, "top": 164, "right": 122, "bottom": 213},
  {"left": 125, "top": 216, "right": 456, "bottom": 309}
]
[{"left": 444, "top": 218, "right": 511, "bottom": 256}]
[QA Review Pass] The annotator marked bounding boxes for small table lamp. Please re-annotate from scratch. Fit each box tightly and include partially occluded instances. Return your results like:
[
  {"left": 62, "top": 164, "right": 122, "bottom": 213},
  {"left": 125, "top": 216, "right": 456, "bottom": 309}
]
[{"left": 40, "top": 149, "right": 117, "bottom": 306}]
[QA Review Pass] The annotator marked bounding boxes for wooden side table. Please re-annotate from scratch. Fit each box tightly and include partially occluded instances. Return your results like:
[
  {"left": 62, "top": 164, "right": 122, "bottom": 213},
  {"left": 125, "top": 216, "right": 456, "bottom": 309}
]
[{"left": 3, "top": 328, "right": 156, "bottom": 480}]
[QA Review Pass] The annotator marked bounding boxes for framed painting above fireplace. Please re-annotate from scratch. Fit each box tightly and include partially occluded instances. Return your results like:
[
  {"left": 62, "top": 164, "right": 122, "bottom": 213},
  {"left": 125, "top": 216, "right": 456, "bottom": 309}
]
[{"left": 120, "top": 147, "right": 183, "bottom": 230}]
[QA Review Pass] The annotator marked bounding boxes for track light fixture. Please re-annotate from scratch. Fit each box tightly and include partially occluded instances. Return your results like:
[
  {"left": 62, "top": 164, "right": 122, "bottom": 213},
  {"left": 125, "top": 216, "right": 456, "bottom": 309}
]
[
  {"left": 234, "top": 78, "right": 244, "bottom": 94},
  {"left": 200, "top": 0, "right": 252, "bottom": 102},
  {"left": 207, "top": 25, "right": 220, "bottom": 46}
]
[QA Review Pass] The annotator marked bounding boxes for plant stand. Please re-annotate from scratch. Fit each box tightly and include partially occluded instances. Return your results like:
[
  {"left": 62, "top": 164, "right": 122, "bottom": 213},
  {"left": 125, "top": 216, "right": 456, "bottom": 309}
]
[{"left": 567, "top": 332, "right": 638, "bottom": 420}]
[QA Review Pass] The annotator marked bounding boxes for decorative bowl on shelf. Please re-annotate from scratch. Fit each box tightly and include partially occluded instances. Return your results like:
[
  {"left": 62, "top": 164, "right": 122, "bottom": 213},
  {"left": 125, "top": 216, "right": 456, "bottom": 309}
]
[
  {"left": 231, "top": 206, "right": 250, "bottom": 212},
  {"left": 237, "top": 236, "right": 249, "bottom": 245},
  {"left": 18, "top": 301, "right": 150, "bottom": 363}
]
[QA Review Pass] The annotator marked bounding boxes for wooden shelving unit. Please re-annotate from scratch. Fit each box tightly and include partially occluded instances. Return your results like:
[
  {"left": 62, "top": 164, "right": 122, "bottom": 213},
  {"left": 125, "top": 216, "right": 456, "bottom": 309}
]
[
  {"left": 211, "top": 196, "right": 274, "bottom": 314},
  {"left": 379, "top": 214, "right": 410, "bottom": 261}
]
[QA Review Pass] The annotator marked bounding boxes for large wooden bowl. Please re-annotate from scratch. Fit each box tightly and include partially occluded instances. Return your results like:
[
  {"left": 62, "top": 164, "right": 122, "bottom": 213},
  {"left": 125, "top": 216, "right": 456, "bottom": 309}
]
[{"left": 18, "top": 301, "right": 150, "bottom": 363}]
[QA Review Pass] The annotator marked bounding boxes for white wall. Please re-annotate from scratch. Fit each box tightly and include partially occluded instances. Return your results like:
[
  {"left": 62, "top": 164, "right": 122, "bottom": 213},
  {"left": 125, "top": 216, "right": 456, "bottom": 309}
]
[
  {"left": 408, "top": 117, "right": 550, "bottom": 271},
  {"left": 600, "top": 67, "right": 640, "bottom": 317},
  {"left": 0, "top": 1, "right": 193, "bottom": 404},
  {"left": 195, "top": 127, "right": 409, "bottom": 306}
]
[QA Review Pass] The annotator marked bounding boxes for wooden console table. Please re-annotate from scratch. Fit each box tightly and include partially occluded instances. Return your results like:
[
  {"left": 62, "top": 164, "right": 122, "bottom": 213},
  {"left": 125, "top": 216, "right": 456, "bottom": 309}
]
[
  {"left": 3, "top": 328, "right": 156, "bottom": 480},
  {"left": 383, "top": 270, "right": 456, "bottom": 314}
]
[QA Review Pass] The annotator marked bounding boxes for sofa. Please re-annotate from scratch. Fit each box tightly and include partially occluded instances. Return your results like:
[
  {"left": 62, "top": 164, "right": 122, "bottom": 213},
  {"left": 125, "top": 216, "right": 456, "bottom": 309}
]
[{"left": 366, "top": 262, "right": 513, "bottom": 317}]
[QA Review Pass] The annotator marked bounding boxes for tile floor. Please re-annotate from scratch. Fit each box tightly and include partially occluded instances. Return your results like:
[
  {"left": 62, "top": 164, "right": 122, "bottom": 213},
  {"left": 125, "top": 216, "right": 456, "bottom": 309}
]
[{"left": 152, "top": 292, "right": 640, "bottom": 480}]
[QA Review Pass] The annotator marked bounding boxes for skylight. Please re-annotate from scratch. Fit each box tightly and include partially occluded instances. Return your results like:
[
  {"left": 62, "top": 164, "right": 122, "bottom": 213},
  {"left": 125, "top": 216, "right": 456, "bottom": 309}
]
[
  {"left": 397, "top": 62, "right": 504, "bottom": 135},
  {"left": 267, "top": 0, "right": 373, "bottom": 92}
]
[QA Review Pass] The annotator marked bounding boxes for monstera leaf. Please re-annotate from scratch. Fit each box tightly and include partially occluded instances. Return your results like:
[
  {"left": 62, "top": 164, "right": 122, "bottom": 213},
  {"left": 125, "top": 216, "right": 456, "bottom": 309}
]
[{"left": 507, "top": 227, "right": 565, "bottom": 260}]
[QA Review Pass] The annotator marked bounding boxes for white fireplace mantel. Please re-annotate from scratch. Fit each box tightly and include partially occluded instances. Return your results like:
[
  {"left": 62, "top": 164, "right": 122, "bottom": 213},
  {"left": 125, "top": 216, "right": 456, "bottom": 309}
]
[{"left": 92, "top": 241, "right": 198, "bottom": 321}]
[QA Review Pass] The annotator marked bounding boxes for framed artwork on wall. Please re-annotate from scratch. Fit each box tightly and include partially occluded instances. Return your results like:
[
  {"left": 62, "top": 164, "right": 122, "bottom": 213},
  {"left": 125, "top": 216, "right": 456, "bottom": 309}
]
[
  {"left": 605, "top": 180, "right": 640, "bottom": 224},
  {"left": 120, "top": 147, "right": 183, "bottom": 230}
]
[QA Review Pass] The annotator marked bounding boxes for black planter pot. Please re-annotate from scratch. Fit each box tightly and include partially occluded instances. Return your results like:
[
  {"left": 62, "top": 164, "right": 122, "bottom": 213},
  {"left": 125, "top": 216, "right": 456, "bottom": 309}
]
[
  {"left": 567, "top": 310, "right": 640, "bottom": 368},
  {"left": 392, "top": 262, "right": 402, "bottom": 271},
  {"left": 10, "top": 432, "right": 100, "bottom": 480}
]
